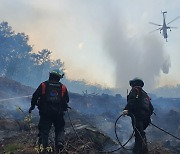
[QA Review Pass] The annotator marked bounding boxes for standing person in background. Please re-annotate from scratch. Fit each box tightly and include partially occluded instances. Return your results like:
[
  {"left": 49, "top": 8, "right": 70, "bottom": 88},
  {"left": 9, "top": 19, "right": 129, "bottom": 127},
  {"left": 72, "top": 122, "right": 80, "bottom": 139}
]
[
  {"left": 123, "top": 78, "right": 154, "bottom": 154},
  {"left": 29, "top": 69, "right": 69, "bottom": 153}
]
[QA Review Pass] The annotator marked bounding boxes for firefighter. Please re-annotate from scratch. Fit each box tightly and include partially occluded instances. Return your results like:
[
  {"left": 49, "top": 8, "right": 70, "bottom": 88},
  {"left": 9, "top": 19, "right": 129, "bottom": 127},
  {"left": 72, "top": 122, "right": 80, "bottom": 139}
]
[
  {"left": 123, "top": 78, "right": 154, "bottom": 154},
  {"left": 29, "top": 69, "right": 69, "bottom": 153}
]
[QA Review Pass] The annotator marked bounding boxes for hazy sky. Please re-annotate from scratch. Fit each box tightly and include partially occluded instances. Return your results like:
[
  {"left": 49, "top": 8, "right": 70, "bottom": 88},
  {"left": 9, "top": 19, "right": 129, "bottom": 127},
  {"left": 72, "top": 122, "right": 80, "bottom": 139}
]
[{"left": 0, "top": 0, "right": 180, "bottom": 92}]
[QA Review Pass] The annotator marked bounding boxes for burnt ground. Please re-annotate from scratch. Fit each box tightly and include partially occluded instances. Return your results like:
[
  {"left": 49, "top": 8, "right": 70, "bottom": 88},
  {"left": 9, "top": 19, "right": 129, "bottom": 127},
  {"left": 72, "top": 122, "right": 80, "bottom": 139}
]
[
  {"left": 0, "top": 110, "right": 115, "bottom": 154},
  {"left": 0, "top": 77, "right": 180, "bottom": 154},
  {"left": 0, "top": 128, "right": 179, "bottom": 154},
  {"left": 0, "top": 110, "right": 179, "bottom": 154}
]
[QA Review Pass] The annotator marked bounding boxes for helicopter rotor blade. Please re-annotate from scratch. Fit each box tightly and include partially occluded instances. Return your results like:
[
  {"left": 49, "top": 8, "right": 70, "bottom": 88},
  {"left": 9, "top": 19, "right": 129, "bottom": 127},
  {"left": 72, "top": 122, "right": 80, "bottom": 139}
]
[
  {"left": 149, "top": 27, "right": 161, "bottom": 33},
  {"left": 149, "top": 22, "right": 162, "bottom": 26},
  {"left": 167, "top": 16, "right": 180, "bottom": 25}
]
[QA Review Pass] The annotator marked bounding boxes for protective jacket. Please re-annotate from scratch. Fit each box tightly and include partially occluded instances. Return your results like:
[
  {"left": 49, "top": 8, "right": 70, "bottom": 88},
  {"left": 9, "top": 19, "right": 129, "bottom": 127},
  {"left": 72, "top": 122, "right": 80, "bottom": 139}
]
[
  {"left": 31, "top": 80, "right": 69, "bottom": 115},
  {"left": 124, "top": 86, "right": 154, "bottom": 120},
  {"left": 124, "top": 86, "right": 153, "bottom": 154}
]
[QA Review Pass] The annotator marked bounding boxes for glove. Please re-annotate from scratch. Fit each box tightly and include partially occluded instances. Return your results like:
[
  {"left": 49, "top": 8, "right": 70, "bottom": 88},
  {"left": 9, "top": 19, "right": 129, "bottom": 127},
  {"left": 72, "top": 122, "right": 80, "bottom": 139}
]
[
  {"left": 28, "top": 106, "right": 35, "bottom": 113},
  {"left": 63, "top": 104, "right": 72, "bottom": 111},
  {"left": 62, "top": 102, "right": 68, "bottom": 111},
  {"left": 122, "top": 110, "right": 128, "bottom": 116}
]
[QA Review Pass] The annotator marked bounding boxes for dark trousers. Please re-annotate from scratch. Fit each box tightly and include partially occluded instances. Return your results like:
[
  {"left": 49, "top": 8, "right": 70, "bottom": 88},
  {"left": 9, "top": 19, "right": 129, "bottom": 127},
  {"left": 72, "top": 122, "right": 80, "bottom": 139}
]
[
  {"left": 132, "top": 118, "right": 150, "bottom": 154},
  {"left": 38, "top": 114, "right": 65, "bottom": 149}
]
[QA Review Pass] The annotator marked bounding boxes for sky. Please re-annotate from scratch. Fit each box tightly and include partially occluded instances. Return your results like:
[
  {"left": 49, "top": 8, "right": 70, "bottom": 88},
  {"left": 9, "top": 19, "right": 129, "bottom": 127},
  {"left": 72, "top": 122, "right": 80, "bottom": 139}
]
[{"left": 0, "top": 0, "right": 180, "bottom": 93}]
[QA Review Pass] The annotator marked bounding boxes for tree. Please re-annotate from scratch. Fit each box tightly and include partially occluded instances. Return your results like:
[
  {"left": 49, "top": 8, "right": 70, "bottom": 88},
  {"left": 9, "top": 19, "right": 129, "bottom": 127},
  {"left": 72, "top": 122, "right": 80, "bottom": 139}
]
[
  {"left": 50, "top": 59, "right": 65, "bottom": 72},
  {"left": 0, "top": 21, "right": 14, "bottom": 75},
  {"left": 0, "top": 22, "right": 32, "bottom": 79},
  {"left": 31, "top": 49, "right": 52, "bottom": 81},
  {"left": 0, "top": 21, "right": 65, "bottom": 88}
]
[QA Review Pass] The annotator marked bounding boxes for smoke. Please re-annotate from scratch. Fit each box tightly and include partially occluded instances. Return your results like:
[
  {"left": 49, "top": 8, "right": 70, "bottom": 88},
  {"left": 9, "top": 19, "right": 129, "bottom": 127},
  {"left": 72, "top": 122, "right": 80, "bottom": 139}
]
[
  {"left": 103, "top": 12, "right": 171, "bottom": 91},
  {"left": 0, "top": 0, "right": 172, "bottom": 91}
]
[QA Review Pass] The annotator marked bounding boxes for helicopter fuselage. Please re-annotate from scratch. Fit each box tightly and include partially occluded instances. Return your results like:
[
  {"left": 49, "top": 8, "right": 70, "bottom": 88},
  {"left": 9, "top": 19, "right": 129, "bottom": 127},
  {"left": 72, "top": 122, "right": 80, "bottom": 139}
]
[
  {"left": 162, "top": 14, "right": 168, "bottom": 39},
  {"left": 149, "top": 11, "right": 179, "bottom": 41}
]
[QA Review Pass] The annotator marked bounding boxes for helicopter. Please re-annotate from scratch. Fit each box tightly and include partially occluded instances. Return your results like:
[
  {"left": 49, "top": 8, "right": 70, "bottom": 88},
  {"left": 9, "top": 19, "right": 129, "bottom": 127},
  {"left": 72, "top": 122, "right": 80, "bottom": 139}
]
[{"left": 149, "top": 11, "right": 179, "bottom": 42}]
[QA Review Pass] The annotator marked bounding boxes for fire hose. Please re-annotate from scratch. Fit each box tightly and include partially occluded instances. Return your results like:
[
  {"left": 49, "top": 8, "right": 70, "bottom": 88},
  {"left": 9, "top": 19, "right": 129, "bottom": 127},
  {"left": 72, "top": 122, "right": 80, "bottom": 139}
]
[
  {"left": 66, "top": 108, "right": 84, "bottom": 142},
  {"left": 1, "top": 95, "right": 180, "bottom": 152},
  {"left": 150, "top": 122, "right": 180, "bottom": 141},
  {"left": 104, "top": 112, "right": 180, "bottom": 153},
  {"left": 106, "top": 113, "right": 142, "bottom": 153}
]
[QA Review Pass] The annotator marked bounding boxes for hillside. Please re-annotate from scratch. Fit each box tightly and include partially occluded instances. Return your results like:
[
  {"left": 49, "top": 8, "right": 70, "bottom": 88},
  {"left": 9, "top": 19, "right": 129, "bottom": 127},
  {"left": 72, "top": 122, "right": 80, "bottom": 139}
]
[
  {"left": 0, "top": 77, "right": 34, "bottom": 98},
  {"left": 0, "top": 77, "right": 179, "bottom": 153}
]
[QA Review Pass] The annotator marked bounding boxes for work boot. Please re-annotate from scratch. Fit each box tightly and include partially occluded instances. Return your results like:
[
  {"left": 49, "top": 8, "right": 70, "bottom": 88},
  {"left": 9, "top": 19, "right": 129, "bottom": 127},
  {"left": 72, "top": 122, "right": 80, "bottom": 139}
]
[
  {"left": 133, "top": 137, "right": 144, "bottom": 154},
  {"left": 55, "top": 130, "right": 65, "bottom": 153},
  {"left": 142, "top": 137, "right": 149, "bottom": 154},
  {"left": 55, "top": 142, "right": 64, "bottom": 154},
  {"left": 39, "top": 151, "right": 47, "bottom": 154},
  {"left": 133, "top": 139, "right": 139, "bottom": 154},
  {"left": 38, "top": 133, "right": 49, "bottom": 149}
]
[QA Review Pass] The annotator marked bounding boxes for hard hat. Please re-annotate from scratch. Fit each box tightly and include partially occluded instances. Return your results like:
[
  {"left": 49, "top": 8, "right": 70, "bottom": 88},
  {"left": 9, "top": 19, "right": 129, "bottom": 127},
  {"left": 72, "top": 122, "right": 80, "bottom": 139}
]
[
  {"left": 50, "top": 69, "right": 64, "bottom": 78},
  {"left": 129, "top": 77, "right": 144, "bottom": 87}
]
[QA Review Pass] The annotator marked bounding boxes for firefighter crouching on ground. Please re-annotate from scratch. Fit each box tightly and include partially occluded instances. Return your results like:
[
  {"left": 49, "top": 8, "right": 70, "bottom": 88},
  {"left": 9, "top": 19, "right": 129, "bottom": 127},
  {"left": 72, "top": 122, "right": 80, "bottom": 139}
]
[
  {"left": 29, "top": 69, "right": 69, "bottom": 153},
  {"left": 122, "top": 78, "right": 154, "bottom": 154}
]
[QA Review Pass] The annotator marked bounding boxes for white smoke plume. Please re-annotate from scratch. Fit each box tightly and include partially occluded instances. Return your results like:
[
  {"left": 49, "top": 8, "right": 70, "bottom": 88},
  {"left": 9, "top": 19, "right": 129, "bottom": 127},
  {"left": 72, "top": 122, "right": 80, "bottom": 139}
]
[
  {"left": 102, "top": 11, "right": 171, "bottom": 91},
  {"left": 0, "top": 0, "right": 172, "bottom": 92}
]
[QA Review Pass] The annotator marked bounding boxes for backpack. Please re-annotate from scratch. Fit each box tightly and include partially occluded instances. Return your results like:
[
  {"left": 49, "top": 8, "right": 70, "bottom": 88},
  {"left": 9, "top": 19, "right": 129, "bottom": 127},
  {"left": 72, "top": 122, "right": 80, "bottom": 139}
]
[
  {"left": 39, "top": 81, "right": 67, "bottom": 114},
  {"left": 133, "top": 87, "right": 154, "bottom": 117},
  {"left": 140, "top": 90, "right": 153, "bottom": 114}
]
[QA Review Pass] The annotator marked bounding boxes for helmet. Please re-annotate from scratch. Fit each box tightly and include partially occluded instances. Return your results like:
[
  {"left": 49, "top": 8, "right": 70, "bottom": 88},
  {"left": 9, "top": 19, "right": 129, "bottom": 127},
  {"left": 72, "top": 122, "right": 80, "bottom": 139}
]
[
  {"left": 129, "top": 77, "right": 144, "bottom": 87},
  {"left": 50, "top": 69, "right": 64, "bottom": 78}
]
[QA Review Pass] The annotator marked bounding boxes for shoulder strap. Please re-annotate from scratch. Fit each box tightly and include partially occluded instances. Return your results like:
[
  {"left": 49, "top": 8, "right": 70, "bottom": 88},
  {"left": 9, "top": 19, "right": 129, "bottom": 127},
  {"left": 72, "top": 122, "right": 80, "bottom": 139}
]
[
  {"left": 62, "top": 84, "right": 66, "bottom": 97},
  {"left": 41, "top": 82, "right": 46, "bottom": 95},
  {"left": 147, "top": 95, "right": 151, "bottom": 101},
  {"left": 42, "top": 82, "right": 66, "bottom": 97},
  {"left": 132, "top": 87, "right": 140, "bottom": 98}
]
